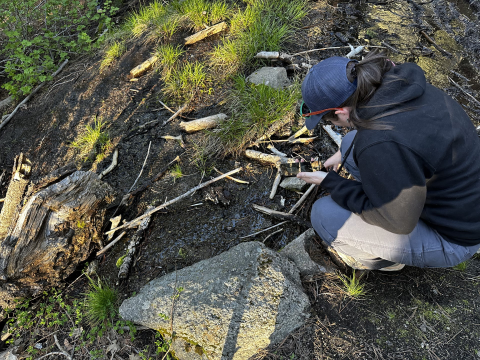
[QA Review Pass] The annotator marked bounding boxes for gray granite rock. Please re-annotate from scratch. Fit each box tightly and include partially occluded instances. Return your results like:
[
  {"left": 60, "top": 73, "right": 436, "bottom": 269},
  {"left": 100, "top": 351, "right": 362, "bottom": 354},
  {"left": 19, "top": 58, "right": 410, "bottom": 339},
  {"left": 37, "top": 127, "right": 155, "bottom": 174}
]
[
  {"left": 119, "top": 241, "right": 310, "bottom": 360},
  {"left": 246, "top": 67, "right": 290, "bottom": 89},
  {"left": 279, "top": 177, "right": 308, "bottom": 192},
  {"left": 0, "top": 348, "right": 17, "bottom": 360},
  {"left": 281, "top": 228, "right": 335, "bottom": 276}
]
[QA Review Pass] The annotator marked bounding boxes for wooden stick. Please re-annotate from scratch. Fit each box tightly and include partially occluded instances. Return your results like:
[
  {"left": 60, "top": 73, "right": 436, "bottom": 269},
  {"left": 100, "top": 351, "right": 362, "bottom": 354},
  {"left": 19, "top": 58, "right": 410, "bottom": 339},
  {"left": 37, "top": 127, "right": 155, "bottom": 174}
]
[
  {"left": 0, "top": 59, "right": 68, "bottom": 132},
  {"left": 288, "top": 126, "right": 309, "bottom": 141},
  {"left": 129, "top": 55, "right": 158, "bottom": 78},
  {"left": 448, "top": 77, "right": 480, "bottom": 107},
  {"left": 254, "top": 51, "right": 293, "bottom": 62},
  {"left": 251, "top": 203, "right": 312, "bottom": 228},
  {"left": 179, "top": 113, "right": 227, "bottom": 133},
  {"left": 263, "top": 228, "right": 284, "bottom": 243},
  {"left": 159, "top": 100, "right": 195, "bottom": 120},
  {"left": 267, "top": 144, "right": 287, "bottom": 157},
  {"left": 213, "top": 167, "right": 249, "bottom": 184},
  {"left": 322, "top": 125, "right": 342, "bottom": 147},
  {"left": 291, "top": 46, "right": 352, "bottom": 57},
  {"left": 97, "top": 231, "right": 126, "bottom": 256},
  {"left": 185, "top": 22, "right": 227, "bottom": 45},
  {"left": 99, "top": 148, "right": 119, "bottom": 179},
  {"left": 269, "top": 166, "right": 282, "bottom": 199},
  {"left": 240, "top": 221, "right": 288, "bottom": 239},
  {"left": 105, "top": 167, "right": 243, "bottom": 235},
  {"left": 420, "top": 30, "right": 453, "bottom": 57},
  {"left": 127, "top": 141, "right": 151, "bottom": 194},
  {"left": 0, "top": 199, "right": 4, "bottom": 203},
  {"left": 288, "top": 184, "right": 316, "bottom": 214},
  {"left": 163, "top": 103, "right": 188, "bottom": 126}
]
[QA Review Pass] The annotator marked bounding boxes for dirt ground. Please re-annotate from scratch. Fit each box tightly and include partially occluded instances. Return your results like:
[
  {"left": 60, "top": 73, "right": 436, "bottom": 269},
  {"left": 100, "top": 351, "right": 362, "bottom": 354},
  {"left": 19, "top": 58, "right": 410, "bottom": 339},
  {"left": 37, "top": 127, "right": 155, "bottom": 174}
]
[{"left": 1, "top": 0, "right": 480, "bottom": 359}]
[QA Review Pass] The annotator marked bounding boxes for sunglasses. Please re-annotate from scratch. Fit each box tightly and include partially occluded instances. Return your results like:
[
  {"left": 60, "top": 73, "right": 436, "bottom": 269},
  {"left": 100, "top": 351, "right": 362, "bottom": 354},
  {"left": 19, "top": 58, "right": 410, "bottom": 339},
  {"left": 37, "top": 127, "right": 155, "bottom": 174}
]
[{"left": 300, "top": 101, "right": 342, "bottom": 118}]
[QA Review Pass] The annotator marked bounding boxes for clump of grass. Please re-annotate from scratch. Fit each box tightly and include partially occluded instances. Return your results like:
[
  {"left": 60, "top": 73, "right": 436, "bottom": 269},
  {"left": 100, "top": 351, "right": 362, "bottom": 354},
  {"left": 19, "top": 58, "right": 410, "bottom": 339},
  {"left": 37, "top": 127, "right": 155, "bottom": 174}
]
[
  {"left": 210, "top": 0, "right": 307, "bottom": 76},
  {"left": 338, "top": 271, "right": 367, "bottom": 298},
  {"left": 71, "top": 117, "right": 110, "bottom": 162},
  {"left": 154, "top": 44, "right": 185, "bottom": 76},
  {"left": 453, "top": 261, "right": 468, "bottom": 271},
  {"left": 170, "top": 164, "right": 183, "bottom": 182},
  {"left": 213, "top": 76, "right": 300, "bottom": 155},
  {"left": 100, "top": 41, "right": 127, "bottom": 71},
  {"left": 174, "top": 0, "right": 230, "bottom": 31},
  {"left": 85, "top": 276, "right": 118, "bottom": 336},
  {"left": 163, "top": 61, "right": 207, "bottom": 103}
]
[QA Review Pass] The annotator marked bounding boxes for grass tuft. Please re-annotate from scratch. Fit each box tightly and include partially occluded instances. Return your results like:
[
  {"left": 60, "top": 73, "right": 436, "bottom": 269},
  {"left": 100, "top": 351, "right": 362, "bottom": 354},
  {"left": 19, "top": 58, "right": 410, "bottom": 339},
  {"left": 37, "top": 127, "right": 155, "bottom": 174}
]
[
  {"left": 453, "top": 261, "right": 468, "bottom": 271},
  {"left": 163, "top": 61, "right": 207, "bottom": 103},
  {"left": 213, "top": 76, "right": 300, "bottom": 155},
  {"left": 71, "top": 117, "right": 110, "bottom": 163},
  {"left": 85, "top": 276, "right": 118, "bottom": 334},
  {"left": 170, "top": 164, "right": 183, "bottom": 182},
  {"left": 174, "top": 0, "right": 230, "bottom": 31},
  {"left": 100, "top": 41, "right": 127, "bottom": 71},
  {"left": 154, "top": 44, "right": 185, "bottom": 76},
  {"left": 338, "top": 271, "right": 367, "bottom": 298}
]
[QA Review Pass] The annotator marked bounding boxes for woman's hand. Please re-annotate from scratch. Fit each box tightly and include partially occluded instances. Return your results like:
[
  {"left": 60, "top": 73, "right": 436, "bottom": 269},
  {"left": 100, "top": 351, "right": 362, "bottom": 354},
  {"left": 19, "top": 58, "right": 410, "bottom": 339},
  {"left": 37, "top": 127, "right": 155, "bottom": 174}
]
[
  {"left": 324, "top": 150, "right": 342, "bottom": 172},
  {"left": 297, "top": 171, "right": 328, "bottom": 185}
]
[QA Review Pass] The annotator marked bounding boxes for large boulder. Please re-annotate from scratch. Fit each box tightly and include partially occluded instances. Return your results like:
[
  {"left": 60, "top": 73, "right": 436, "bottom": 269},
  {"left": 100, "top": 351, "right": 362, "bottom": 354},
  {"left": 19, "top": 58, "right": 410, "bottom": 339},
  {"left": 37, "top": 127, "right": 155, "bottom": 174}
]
[{"left": 119, "top": 241, "right": 310, "bottom": 360}]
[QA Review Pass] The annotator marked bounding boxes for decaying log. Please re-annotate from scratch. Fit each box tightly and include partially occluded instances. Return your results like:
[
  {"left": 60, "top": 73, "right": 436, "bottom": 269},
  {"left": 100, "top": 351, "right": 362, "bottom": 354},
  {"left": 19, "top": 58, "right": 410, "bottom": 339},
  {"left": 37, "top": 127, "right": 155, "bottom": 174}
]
[
  {"left": 0, "top": 154, "right": 32, "bottom": 240},
  {"left": 185, "top": 22, "right": 227, "bottom": 45},
  {"left": 118, "top": 208, "right": 153, "bottom": 279},
  {"left": 106, "top": 167, "right": 243, "bottom": 235},
  {"left": 0, "top": 59, "right": 68, "bottom": 132},
  {"left": 251, "top": 203, "right": 311, "bottom": 228},
  {"left": 129, "top": 56, "right": 158, "bottom": 78},
  {"left": 179, "top": 113, "right": 227, "bottom": 133},
  {"left": 322, "top": 125, "right": 342, "bottom": 147},
  {"left": 0, "top": 171, "right": 114, "bottom": 313}
]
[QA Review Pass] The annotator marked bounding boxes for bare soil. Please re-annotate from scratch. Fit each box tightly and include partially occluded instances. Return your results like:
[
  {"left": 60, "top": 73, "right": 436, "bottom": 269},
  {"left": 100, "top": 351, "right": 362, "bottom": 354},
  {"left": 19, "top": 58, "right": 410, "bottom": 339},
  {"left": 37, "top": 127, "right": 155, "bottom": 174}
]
[{"left": 1, "top": 0, "right": 480, "bottom": 359}]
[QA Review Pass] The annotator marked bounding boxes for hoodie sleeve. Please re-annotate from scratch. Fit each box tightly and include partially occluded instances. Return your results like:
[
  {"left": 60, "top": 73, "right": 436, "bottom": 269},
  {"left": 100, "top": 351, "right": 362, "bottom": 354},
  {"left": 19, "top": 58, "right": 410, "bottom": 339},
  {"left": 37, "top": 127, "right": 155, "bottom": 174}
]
[{"left": 321, "top": 141, "right": 427, "bottom": 234}]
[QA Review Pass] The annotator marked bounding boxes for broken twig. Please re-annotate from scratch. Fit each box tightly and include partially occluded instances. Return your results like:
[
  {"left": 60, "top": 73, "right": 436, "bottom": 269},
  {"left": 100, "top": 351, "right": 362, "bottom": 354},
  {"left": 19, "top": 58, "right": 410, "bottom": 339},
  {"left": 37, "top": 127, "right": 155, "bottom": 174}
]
[
  {"left": 322, "top": 125, "right": 342, "bottom": 147},
  {"left": 97, "top": 231, "right": 126, "bottom": 256},
  {"left": 448, "top": 77, "right": 480, "bottom": 107},
  {"left": 289, "top": 184, "right": 316, "bottom": 214},
  {"left": 420, "top": 31, "right": 453, "bottom": 57},
  {"left": 252, "top": 203, "right": 311, "bottom": 228},
  {"left": 213, "top": 167, "right": 249, "bottom": 184},
  {"left": 240, "top": 221, "right": 288, "bottom": 239},
  {"left": 269, "top": 166, "right": 282, "bottom": 199},
  {"left": 127, "top": 141, "right": 151, "bottom": 194},
  {"left": 99, "top": 148, "right": 119, "bottom": 179}
]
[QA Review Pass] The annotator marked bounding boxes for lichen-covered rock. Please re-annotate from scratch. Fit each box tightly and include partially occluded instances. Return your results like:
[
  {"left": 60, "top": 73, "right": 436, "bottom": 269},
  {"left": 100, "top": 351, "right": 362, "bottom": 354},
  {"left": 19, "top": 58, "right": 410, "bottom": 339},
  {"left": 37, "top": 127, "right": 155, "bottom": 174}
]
[
  {"left": 119, "top": 241, "right": 310, "bottom": 360},
  {"left": 246, "top": 67, "right": 291, "bottom": 89},
  {"left": 281, "top": 228, "right": 335, "bottom": 276},
  {"left": 280, "top": 177, "right": 308, "bottom": 192}
]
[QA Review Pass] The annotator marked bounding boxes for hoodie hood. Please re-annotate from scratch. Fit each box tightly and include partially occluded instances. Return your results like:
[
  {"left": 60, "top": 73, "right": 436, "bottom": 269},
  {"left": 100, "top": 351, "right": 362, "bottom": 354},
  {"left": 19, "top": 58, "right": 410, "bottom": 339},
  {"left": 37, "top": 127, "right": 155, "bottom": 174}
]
[{"left": 358, "top": 62, "right": 426, "bottom": 119}]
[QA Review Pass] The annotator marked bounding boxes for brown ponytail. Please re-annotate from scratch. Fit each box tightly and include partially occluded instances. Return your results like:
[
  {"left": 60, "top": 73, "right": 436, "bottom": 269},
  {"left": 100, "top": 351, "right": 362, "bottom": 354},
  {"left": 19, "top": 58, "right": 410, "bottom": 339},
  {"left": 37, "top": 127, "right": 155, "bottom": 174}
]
[{"left": 342, "top": 50, "right": 407, "bottom": 130}]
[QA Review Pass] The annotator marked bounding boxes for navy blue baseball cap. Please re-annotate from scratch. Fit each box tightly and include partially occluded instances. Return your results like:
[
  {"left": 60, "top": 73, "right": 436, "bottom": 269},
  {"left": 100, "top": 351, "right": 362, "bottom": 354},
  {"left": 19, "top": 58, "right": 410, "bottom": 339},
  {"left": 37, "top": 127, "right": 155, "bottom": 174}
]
[{"left": 301, "top": 57, "right": 357, "bottom": 130}]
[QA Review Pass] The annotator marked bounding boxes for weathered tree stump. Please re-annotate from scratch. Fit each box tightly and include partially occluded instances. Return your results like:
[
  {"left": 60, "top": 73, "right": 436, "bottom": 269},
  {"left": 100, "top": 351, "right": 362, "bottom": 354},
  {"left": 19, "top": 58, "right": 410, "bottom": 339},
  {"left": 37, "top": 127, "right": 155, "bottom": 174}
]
[{"left": 0, "top": 170, "right": 114, "bottom": 316}]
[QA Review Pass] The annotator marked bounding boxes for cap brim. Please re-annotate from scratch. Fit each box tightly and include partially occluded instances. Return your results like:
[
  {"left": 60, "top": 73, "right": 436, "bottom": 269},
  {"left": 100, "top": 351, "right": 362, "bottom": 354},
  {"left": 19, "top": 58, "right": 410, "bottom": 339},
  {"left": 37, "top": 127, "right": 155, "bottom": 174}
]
[{"left": 305, "top": 113, "right": 325, "bottom": 130}]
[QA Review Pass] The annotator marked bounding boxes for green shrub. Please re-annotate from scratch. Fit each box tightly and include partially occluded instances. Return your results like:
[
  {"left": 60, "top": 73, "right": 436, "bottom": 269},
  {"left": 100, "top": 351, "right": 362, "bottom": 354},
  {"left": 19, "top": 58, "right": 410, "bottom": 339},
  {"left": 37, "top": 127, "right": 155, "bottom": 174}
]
[{"left": 0, "top": 0, "right": 117, "bottom": 98}]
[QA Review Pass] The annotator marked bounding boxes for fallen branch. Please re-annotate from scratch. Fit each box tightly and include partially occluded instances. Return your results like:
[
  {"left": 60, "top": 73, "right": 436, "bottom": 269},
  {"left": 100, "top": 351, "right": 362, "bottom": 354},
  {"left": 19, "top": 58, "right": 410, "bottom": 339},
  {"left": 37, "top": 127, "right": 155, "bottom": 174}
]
[
  {"left": 106, "top": 167, "right": 243, "bottom": 235},
  {"left": 251, "top": 203, "right": 312, "bottom": 228},
  {"left": 99, "top": 148, "right": 119, "bottom": 180},
  {"left": 420, "top": 30, "right": 453, "bottom": 57},
  {"left": 448, "top": 77, "right": 480, "bottom": 108},
  {"left": 54, "top": 334, "right": 73, "bottom": 360},
  {"left": 263, "top": 228, "right": 284, "bottom": 243},
  {"left": 129, "top": 55, "right": 158, "bottom": 78},
  {"left": 288, "top": 184, "right": 316, "bottom": 214},
  {"left": 97, "top": 231, "right": 126, "bottom": 256},
  {"left": 245, "top": 150, "right": 296, "bottom": 165},
  {"left": 159, "top": 100, "right": 195, "bottom": 120},
  {"left": 322, "top": 125, "right": 342, "bottom": 147},
  {"left": 213, "top": 167, "right": 249, "bottom": 184},
  {"left": 185, "top": 22, "right": 227, "bottom": 45},
  {"left": 0, "top": 59, "right": 68, "bottom": 132},
  {"left": 288, "top": 126, "right": 309, "bottom": 141},
  {"left": 163, "top": 103, "right": 188, "bottom": 126},
  {"left": 240, "top": 221, "right": 288, "bottom": 239},
  {"left": 179, "top": 113, "right": 227, "bottom": 133},
  {"left": 118, "top": 208, "right": 153, "bottom": 279}
]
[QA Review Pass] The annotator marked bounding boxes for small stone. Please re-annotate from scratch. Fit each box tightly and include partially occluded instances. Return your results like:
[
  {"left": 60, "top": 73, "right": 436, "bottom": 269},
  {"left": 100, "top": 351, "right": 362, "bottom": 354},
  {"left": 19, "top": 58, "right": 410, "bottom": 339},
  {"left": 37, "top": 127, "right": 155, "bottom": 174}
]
[
  {"left": 279, "top": 177, "right": 308, "bottom": 192},
  {"left": 246, "top": 67, "right": 290, "bottom": 89}
]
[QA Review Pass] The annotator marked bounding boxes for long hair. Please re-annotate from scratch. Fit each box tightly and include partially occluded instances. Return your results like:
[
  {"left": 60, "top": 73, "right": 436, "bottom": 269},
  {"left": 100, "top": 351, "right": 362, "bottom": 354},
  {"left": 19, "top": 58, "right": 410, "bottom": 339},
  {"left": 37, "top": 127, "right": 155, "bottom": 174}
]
[{"left": 337, "top": 50, "right": 413, "bottom": 130}]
